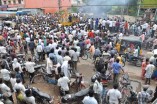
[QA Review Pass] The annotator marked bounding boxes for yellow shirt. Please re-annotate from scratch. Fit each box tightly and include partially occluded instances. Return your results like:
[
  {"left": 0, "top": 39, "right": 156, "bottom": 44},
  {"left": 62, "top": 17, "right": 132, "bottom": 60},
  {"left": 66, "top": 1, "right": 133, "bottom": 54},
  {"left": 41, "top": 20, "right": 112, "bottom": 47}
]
[{"left": 117, "top": 56, "right": 123, "bottom": 65}]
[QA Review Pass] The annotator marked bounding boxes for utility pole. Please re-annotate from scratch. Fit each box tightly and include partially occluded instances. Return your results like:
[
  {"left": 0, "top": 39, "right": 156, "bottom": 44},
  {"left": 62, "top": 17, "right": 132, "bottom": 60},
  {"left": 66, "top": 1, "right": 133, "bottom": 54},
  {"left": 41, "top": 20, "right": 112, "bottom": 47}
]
[
  {"left": 137, "top": 0, "right": 141, "bottom": 17},
  {"left": 58, "top": 0, "right": 61, "bottom": 12}
]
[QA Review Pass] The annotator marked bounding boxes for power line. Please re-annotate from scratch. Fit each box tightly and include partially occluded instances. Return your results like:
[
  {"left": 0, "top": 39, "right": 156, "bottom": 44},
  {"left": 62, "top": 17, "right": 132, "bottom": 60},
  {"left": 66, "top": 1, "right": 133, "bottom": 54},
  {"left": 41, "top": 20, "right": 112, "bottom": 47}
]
[{"left": 42, "top": 4, "right": 157, "bottom": 8}]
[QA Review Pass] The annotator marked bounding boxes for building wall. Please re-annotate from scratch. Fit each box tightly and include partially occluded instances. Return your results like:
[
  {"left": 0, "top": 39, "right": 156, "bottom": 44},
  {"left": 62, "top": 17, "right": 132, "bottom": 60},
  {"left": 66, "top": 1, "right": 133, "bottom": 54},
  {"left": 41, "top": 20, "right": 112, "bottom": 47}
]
[
  {"left": 25, "top": 0, "right": 71, "bottom": 13},
  {"left": 1, "top": 0, "right": 24, "bottom": 10},
  {"left": 1, "top": 0, "right": 24, "bottom": 5},
  {"left": 71, "top": 0, "right": 83, "bottom": 6}
]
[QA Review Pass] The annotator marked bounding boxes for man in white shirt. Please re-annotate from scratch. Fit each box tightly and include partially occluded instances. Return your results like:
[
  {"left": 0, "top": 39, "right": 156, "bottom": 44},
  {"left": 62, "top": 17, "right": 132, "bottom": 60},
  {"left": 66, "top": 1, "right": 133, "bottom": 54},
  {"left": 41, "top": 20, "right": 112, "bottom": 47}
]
[
  {"left": 25, "top": 89, "right": 36, "bottom": 104},
  {"left": 145, "top": 61, "right": 155, "bottom": 85},
  {"left": 13, "top": 79, "right": 26, "bottom": 92},
  {"left": 12, "top": 58, "right": 24, "bottom": 83},
  {"left": 61, "top": 60, "right": 70, "bottom": 78},
  {"left": 102, "top": 19, "right": 106, "bottom": 30},
  {"left": 109, "top": 20, "right": 113, "bottom": 32},
  {"left": 57, "top": 73, "right": 70, "bottom": 94},
  {"left": 63, "top": 52, "right": 71, "bottom": 61},
  {"left": 93, "top": 78, "right": 103, "bottom": 104},
  {"left": 36, "top": 43, "right": 43, "bottom": 61},
  {"left": 24, "top": 58, "right": 35, "bottom": 82},
  {"left": 152, "top": 23, "right": 157, "bottom": 38},
  {"left": 46, "top": 57, "right": 53, "bottom": 76},
  {"left": 0, "top": 64, "right": 10, "bottom": 87},
  {"left": 0, "top": 78, "right": 13, "bottom": 102},
  {"left": 56, "top": 51, "right": 63, "bottom": 65},
  {"left": 82, "top": 90, "right": 98, "bottom": 104},
  {"left": 107, "top": 83, "right": 122, "bottom": 104}
]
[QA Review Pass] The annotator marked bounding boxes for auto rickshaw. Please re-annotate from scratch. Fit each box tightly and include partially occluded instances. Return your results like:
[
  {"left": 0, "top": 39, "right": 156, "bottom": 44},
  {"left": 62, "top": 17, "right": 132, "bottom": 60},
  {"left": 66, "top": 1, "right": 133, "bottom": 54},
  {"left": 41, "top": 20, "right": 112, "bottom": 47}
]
[
  {"left": 115, "top": 35, "right": 142, "bottom": 54},
  {"left": 115, "top": 35, "right": 143, "bottom": 67}
]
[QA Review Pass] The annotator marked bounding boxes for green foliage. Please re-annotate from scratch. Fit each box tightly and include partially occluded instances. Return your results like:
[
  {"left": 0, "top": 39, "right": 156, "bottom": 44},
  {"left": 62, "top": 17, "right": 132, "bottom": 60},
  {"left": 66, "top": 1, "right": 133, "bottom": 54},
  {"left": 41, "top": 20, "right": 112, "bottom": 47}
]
[
  {"left": 141, "top": 0, "right": 157, "bottom": 8},
  {"left": 71, "top": 6, "right": 78, "bottom": 12}
]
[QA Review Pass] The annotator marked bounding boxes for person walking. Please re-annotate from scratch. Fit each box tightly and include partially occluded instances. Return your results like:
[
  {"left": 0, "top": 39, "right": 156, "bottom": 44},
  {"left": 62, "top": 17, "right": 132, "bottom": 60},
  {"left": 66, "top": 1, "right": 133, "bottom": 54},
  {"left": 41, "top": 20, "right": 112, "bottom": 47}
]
[
  {"left": 57, "top": 73, "right": 70, "bottom": 95},
  {"left": 71, "top": 48, "right": 79, "bottom": 71},
  {"left": 112, "top": 58, "right": 124, "bottom": 83},
  {"left": 24, "top": 58, "right": 35, "bottom": 82},
  {"left": 137, "top": 85, "right": 150, "bottom": 104},
  {"left": 145, "top": 61, "right": 155, "bottom": 85},
  {"left": 141, "top": 58, "right": 149, "bottom": 80},
  {"left": 93, "top": 77, "right": 103, "bottom": 104},
  {"left": 107, "top": 83, "right": 122, "bottom": 104},
  {"left": 82, "top": 90, "right": 98, "bottom": 104}
]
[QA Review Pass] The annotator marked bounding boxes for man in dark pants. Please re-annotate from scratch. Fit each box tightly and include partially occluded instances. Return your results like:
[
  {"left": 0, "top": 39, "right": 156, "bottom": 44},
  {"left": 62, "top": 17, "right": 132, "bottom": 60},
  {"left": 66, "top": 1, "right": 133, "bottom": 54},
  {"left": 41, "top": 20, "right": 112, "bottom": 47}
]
[
  {"left": 71, "top": 48, "right": 79, "bottom": 71},
  {"left": 29, "top": 39, "right": 35, "bottom": 56},
  {"left": 24, "top": 58, "right": 35, "bottom": 83},
  {"left": 112, "top": 58, "right": 124, "bottom": 83}
]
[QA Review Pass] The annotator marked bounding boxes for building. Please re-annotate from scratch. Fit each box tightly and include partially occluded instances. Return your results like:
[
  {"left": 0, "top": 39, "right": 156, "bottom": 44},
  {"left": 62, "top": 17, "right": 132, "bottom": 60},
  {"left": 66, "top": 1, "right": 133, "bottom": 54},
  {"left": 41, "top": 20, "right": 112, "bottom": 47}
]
[
  {"left": 71, "top": 0, "right": 83, "bottom": 6},
  {"left": 25, "top": 0, "right": 72, "bottom": 13},
  {"left": 1, "top": 0, "right": 24, "bottom": 11}
]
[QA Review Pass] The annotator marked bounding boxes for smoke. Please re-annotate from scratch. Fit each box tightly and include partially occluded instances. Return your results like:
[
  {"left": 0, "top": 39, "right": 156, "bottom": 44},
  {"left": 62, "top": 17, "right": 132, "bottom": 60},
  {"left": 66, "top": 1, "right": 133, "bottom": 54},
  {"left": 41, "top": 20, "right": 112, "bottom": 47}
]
[{"left": 79, "top": 0, "right": 132, "bottom": 18}]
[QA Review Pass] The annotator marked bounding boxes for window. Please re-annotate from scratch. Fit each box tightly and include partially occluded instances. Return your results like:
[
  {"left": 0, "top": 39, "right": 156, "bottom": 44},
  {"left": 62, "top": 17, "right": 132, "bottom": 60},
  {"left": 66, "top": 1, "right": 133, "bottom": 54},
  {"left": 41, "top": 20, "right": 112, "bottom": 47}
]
[
  {"left": 13, "top": 0, "right": 16, "bottom": 4},
  {"left": 8, "top": 0, "right": 11, "bottom": 4},
  {"left": 18, "top": 0, "right": 21, "bottom": 4},
  {"left": 3, "top": 1, "right": 6, "bottom": 4}
]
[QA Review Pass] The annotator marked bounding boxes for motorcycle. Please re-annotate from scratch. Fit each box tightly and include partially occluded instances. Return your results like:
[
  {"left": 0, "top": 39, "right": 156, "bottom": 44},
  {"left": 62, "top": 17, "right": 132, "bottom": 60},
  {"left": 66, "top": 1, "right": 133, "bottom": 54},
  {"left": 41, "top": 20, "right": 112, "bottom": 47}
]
[
  {"left": 61, "top": 87, "right": 90, "bottom": 104},
  {"left": 125, "top": 89, "right": 153, "bottom": 104},
  {"left": 122, "top": 53, "right": 143, "bottom": 67},
  {"left": 26, "top": 86, "right": 54, "bottom": 104}
]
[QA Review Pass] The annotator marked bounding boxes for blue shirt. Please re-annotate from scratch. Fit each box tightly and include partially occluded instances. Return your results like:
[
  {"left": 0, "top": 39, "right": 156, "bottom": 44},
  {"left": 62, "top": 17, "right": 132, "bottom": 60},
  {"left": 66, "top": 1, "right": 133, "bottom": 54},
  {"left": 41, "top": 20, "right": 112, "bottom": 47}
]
[
  {"left": 49, "top": 53, "right": 57, "bottom": 64},
  {"left": 112, "top": 62, "right": 122, "bottom": 74}
]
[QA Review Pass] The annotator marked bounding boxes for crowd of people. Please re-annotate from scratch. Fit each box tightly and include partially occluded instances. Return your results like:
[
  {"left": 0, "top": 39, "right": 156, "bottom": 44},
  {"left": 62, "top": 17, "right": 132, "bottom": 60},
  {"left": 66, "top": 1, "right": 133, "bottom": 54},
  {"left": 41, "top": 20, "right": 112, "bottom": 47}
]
[{"left": 0, "top": 13, "right": 156, "bottom": 104}]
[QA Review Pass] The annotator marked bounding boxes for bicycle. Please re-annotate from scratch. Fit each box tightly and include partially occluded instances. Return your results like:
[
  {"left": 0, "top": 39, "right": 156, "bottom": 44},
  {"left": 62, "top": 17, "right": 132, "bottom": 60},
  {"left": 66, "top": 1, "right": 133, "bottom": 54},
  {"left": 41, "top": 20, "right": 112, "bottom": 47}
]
[
  {"left": 119, "top": 73, "right": 132, "bottom": 103},
  {"left": 30, "top": 71, "right": 57, "bottom": 85},
  {"left": 70, "top": 73, "right": 86, "bottom": 92}
]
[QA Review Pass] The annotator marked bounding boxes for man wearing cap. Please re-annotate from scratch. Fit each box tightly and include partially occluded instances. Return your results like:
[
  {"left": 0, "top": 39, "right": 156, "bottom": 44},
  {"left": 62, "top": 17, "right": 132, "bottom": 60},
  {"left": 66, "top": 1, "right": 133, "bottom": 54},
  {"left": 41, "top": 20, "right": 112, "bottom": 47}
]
[{"left": 137, "top": 85, "right": 150, "bottom": 104}]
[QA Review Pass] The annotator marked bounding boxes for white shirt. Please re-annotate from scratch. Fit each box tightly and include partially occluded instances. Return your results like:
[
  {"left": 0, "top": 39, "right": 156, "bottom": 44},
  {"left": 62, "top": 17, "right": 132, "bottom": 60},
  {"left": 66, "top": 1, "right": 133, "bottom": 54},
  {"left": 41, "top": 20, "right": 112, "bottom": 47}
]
[
  {"left": 109, "top": 21, "right": 113, "bottom": 27},
  {"left": 112, "top": 21, "right": 116, "bottom": 27},
  {"left": 153, "top": 24, "right": 157, "bottom": 31},
  {"left": 17, "top": 35, "right": 21, "bottom": 40},
  {"left": 58, "top": 76, "right": 70, "bottom": 91},
  {"left": 36, "top": 45, "right": 43, "bottom": 52},
  {"left": 52, "top": 42, "right": 57, "bottom": 49},
  {"left": 61, "top": 61, "right": 70, "bottom": 78},
  {"left": 119, "top": 33, "right": 123, "bottom": 38},
  {"left": 0, "top": 46, "right": 7, "bottom": 53},
  {"left": 26, "top": 37, "right": 30, "bottom": 43},
  {"left": 133, "top": 49, "right": 138, "bottom": 57},
  {"left": 46, "top": 58, "right": 53, "bottom": 74},
  {"left": 142, "top": 23, "right": 148, "bottom": 29},
  {"left": 82, "top": 96, "right": 98, "bottom": 104},
  {"left": 153, "top": 49, "right": 157, "bottom": 55},
  {"left": 14, "top": 83, "right": 26, "bottom": 92},
  {"left": 12, "top": 62, "right": 22, "bottom": 72},
  {"left": 25, "top": 96, "right": 36, "bottom": 104},
  {"left": 93, "top": 80, "right": 103, "bottom": 94},
  {"left": 24, "top": 62, "right": 35, "bottom": 73},
  {"left": 0, "top": 69, "right": 10, "bottom": 81},
  {"left": 68, "top": 34, "right": 73, "bottom": 42},
  {"left": 145, "top": 64, "right": 155, "bottom": 78},
  {"left": 102, "top": 20, "right": 106, "bottom": 26},
  {"left": 10, "top": 78, "right": 16, "bottom": 88},
  {"left": 63, "top": 56, "right": 71, "bottom": 61},
  {"left": 107, "top": 88, "right": 122, "bottom": 104},
  {"left": 0, "top": 83, "right": 11, "bottom": 97}
]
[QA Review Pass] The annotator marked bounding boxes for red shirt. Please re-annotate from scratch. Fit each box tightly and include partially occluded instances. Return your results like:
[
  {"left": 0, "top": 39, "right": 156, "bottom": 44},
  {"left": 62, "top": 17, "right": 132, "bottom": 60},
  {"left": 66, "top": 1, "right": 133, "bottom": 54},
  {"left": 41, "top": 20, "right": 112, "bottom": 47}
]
[{"left": 88, "top": 32, "right": 95, "bottom": 38}]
